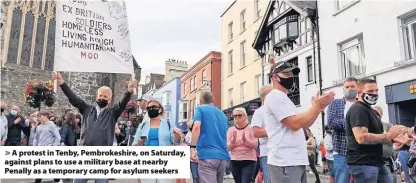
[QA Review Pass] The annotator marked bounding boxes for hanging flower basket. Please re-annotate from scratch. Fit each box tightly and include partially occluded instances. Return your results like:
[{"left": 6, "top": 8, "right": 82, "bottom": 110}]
[
  {"left": 121, "top": 100, "right": 138, "bottom": 119},
  {"left": 24, "top": 80, "right": 55, "bottom": 108}
]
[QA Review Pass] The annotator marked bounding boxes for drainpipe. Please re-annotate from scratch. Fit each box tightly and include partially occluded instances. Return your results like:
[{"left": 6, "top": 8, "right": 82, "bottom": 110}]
[{"left": 310, "top": 2, "right": 325, "bottom": 138}]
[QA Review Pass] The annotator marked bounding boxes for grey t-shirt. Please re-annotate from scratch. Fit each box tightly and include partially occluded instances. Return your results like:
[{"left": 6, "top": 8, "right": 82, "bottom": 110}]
[
  {"left": 33, "top": 121, "right": 61, "bottom": 146},
  {"left": 382, "top": 122, "right": 394, "bottom": 158}
]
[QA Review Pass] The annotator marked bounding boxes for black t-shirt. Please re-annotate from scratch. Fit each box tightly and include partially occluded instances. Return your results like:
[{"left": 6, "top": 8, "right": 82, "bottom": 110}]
[{"left": 346, "top": 101, "right": 384, "bottom": 166}]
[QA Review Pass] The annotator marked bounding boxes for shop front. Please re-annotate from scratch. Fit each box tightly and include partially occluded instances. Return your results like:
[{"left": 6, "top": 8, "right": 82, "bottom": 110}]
[
  {"left": 223, "top": 98, "right": 262, "bottom": 127},
  {"left": 385, "top": 79, "right": 416, "bottom": 126}
]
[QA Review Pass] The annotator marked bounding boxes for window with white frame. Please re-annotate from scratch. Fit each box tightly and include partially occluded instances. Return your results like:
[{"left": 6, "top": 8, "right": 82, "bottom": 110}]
[
  {"left": 255, "top": 0, "right": 260, "bottom": 19},
  {"left": 179, "top": 101, "right": 188, "bottom": 121},
  {"left": 255, "top": 75, "right": 261, "bottom": 97},
  {"left": 240, "top": 82, "right": 246, "bottom": 103},
  {"left": 228, "top": 22, "right": 233, "bottom": 41},
  {"left": 193, "top": 76, "right": 197, "bottom": 89},
  {"left": 241, "top": 10, "right": 246, "bottom": 31},
  {"left": 190, "top": 78, "right": 194, "bottom": 91},
  {"left": 306, "top": 56, "right": 314, "bottom": 82},
  {"left": 162, "top": 91, "right": 171, "bottom": 105},
  {"left": 402, "top": 13, "right": 416, "bottom": 60},
  {"left": 297, "top": 18, "right": 312, "bottom": 45},
  {"left": 335, "top": 0, "right": 357, "bottom": 11},
  {"left": 228, "top": 88, "right": 233, "bottom": 107},
  {"left": 202, "top": 69, "right": 206, "bottom": 85},
  {"left": 228, "top": 50, "right": 233, "bottom": 74},
  {"left": 241, "top": 41, "right": 246, "bottom": 67},
  {"left": 339, "top": 35, "right": 365, "bottom": 79}
]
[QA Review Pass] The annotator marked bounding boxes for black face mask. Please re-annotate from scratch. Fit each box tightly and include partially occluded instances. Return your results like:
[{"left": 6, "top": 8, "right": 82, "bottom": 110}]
[
  {"left": 96, "top": 99, "right": 108, "bottom": 108},
  {"left": 0, "top": 108, "right": 4, "bottom": 113},
  {"left": 278, "top": 76, "right": 295, "bottom": 90},
  {"left": 148, "top": 108, "right": 160, "bottom": 119}
]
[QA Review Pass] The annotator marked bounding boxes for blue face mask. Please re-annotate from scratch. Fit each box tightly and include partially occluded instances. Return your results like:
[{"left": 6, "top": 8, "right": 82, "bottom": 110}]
[{"left": 10, "top": 110, "right": 17, "bottom": 116}]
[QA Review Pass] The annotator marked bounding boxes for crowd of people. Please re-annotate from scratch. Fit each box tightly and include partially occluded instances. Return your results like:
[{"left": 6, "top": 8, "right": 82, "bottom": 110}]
[{"left": 1, "top": 61, "right": 416, "bottom": 183}]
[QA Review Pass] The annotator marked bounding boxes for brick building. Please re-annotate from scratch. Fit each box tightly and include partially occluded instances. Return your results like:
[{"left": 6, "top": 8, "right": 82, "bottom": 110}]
[
  {"left": 178, "top": 51, "right": 222, "bottom": 125},
  {"left": 0, "top": 0, "right": 141, "bottom": 115}
]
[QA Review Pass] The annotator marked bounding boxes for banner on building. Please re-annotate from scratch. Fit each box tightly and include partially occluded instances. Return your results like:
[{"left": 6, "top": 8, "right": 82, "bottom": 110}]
[{"left": 54, "top": 0, "right": 134, "bottom": 74}]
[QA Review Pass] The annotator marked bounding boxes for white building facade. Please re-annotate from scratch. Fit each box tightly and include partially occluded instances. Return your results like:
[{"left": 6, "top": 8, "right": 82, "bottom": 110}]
[
  {"left": 319, "top": 0, "right": 416, "bottom": 126},
  {"left": 253, "top": 0, "right": 325, "bottom": 138}
]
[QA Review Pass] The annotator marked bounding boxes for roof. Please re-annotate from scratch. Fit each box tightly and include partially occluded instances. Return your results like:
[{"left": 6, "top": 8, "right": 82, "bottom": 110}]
[
  {"left": 287, "top": 1, "right": 316, "bottom": 12},
  {"left": 252, "top": 0, "right": 317, "bottom": 50},
  {"left": 220, "top": 0, "right": 236, "bottom": 17}
]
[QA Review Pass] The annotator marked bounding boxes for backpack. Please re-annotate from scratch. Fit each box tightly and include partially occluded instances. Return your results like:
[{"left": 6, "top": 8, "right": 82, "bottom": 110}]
[{"left": 140, "top": 119, "right": 171, "bottom": 131}]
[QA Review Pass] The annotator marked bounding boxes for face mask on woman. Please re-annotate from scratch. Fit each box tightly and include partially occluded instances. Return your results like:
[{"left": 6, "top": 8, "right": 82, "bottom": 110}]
[{"left": 147, "top": 107, "right": 161, "bottom": 119}]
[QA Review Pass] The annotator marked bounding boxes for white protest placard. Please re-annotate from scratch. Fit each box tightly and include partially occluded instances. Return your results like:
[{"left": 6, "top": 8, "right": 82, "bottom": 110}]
[
  {"left": 0, "top": 146, "right": 190, "bottom": 179},
  {"left": 54, "top": 0, "right": 134, "bottom": 73}
]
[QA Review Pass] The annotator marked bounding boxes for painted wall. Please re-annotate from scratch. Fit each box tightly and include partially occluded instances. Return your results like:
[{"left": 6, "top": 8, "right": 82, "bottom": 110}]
[
  {"left": 318, "top": 0, "right": 416, "bottom": 123},
  {"left": 221, "top": 0, "right": 269, "bottom": 110},
  {"left": 180, "top": 51, "right": 222, "bottom": 120},
  {"left": 152, "top": 77, "right": 181, "bottom": 128}
]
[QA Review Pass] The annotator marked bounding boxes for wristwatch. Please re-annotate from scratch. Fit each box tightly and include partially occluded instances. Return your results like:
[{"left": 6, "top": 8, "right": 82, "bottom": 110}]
[{"left": 190, "top": 145, "right": 196, "bottom": 149}]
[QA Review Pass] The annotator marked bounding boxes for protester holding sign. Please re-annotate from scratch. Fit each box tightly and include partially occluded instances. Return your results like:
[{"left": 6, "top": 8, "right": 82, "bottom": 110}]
[{"left": 52, "top": 72, "right": 136, "bottom": 183}]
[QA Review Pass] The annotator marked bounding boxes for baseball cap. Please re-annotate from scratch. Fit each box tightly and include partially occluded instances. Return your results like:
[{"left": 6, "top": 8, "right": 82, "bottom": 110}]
[
  {"left": 269, "top": 61, "right": 300, "bottom": 77},
  {"left": 138, "top": 94, "right": 153, "bottom": 102}
]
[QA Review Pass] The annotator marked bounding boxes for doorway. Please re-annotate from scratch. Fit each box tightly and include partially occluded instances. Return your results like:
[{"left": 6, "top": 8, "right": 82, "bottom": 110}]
[{"left": 396, "top": 99, "right": 416, "bottom": 127}]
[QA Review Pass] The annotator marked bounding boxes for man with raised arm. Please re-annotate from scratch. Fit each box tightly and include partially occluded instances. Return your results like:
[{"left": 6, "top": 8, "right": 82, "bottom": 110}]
[
  {"left": 264, "top": 61, "right": 335, "bottom": 183},
  {"left": 52, "top": 72, "right": 137, "bottom": 183}
]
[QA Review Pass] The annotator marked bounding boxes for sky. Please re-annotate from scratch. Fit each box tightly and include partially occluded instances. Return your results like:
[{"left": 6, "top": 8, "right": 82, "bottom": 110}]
[{"left": 126, "top": 0, "right": 234, "bottom": 83}]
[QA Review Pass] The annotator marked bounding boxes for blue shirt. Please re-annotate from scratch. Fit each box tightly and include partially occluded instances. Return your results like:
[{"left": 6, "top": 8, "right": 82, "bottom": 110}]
[
  {"left": 147, "top": 128, "right": 160, "bottom": 146},
  {"left": 193, "top": 104, "right": 230, "bottom": 160},
  {"left": 133, "top": 118, "right": 175, "bottom": 146}
]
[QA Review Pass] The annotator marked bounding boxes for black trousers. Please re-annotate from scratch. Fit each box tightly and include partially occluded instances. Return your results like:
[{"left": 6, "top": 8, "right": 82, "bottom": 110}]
[
  {"left": 231, "top": 160, "right": 257, "bottom": 183},
  {"left": 5, "top": 139, "right": 21, "bottom": 146},
  {"left": 308, "top": 154, "right": 321, "bottom": 182},
  {"left": 35, "top": 179, "right": 60, "bottom": 183}
]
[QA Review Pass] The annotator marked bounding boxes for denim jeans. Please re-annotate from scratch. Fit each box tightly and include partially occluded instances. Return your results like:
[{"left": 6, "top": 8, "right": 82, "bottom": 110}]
[
  {"left": 230, "top": 160, "right": 256, "bottom": 183},
  {"left": 73, "top": 179, "right": 109, "bottom": 183},
  {"left": 334, "top": 154, "right": 351, "bottom": 183},
  {"left": 260, "top": 156, "right": 271, "bottom": 183},
  {"left": 191, "top": 161, "right": 199, "bottom": 183},
  {"left": 399, "top": 151, "right": 411, "bottom": 183},
  {"left": 348, "top": 165, "right": 392, "bottom": 183}
]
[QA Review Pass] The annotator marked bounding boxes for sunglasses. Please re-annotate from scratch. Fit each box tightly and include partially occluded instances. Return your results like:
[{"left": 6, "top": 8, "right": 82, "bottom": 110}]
[
  {"left": 233, "top": 114, "right": 243, "bottom": 119},
  {"left": 146, "top": 105, "right": 160, "bottom": 111}
]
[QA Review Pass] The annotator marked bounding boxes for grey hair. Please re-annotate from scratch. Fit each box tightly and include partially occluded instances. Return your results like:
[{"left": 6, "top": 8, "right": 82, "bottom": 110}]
[
  {"left": 260, "top": 85, "right": 272, "bottom": 96},
  {"left": 200, "top": 91, "right": 214, "bottom": 104},
  {"left": 97, "top": 86, "right": 113, "bottom": 98}
]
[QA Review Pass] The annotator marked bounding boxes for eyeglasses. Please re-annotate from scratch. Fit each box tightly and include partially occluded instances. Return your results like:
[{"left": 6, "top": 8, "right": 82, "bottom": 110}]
[
  {"left": 146, "top": 105, "right": 160, "bottom": 111},
  {"left": 233, "top": 114, "right": 243, "bottom": 119}
]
